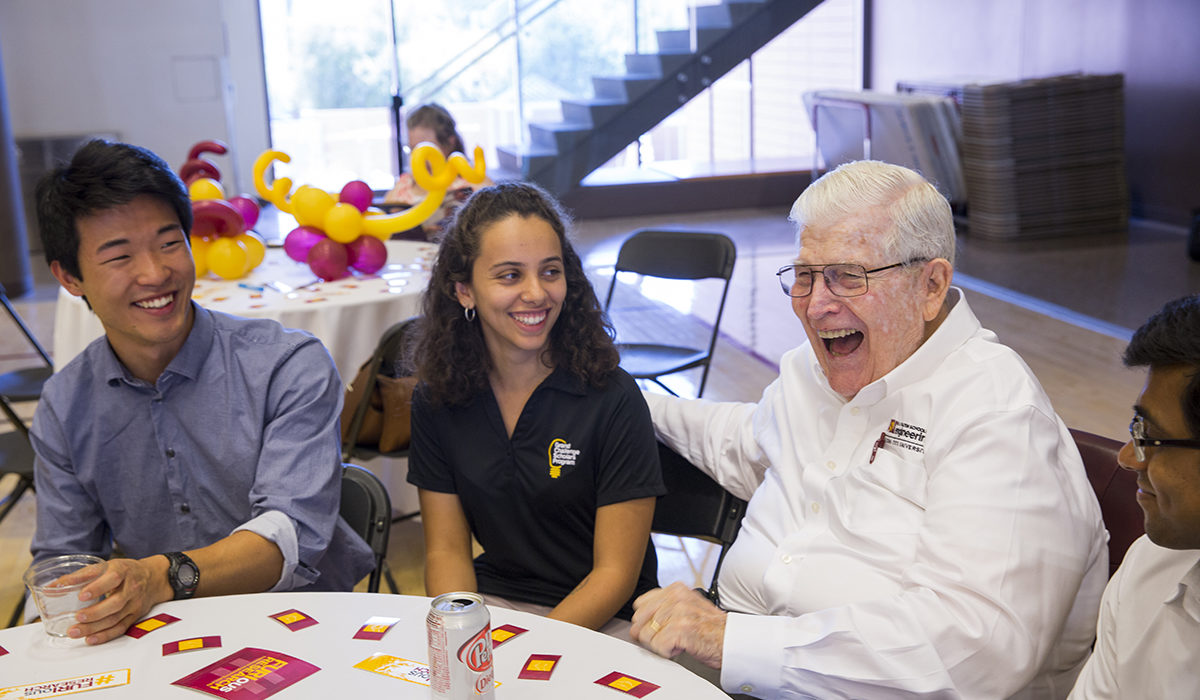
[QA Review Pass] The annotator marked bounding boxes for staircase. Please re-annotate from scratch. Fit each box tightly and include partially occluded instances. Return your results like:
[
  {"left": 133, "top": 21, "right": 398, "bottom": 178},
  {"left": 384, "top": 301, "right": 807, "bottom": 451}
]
[{"left": 496, "top": 0, "right": 823, "bottom": 195}]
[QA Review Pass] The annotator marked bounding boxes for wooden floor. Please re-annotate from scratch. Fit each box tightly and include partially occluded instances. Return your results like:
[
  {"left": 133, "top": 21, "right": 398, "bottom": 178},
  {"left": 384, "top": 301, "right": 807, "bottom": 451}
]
[{"left": 0, "top": 207, "right": 1157, "bottom": 625}]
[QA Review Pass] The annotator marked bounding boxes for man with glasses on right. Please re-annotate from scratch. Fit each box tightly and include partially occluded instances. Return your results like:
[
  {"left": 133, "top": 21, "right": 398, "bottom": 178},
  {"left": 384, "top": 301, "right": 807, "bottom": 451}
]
[
  {"left": 1069, "top": 294, "right": 1200, "bottom": 699},
  {"left": 631, "top": 160, "right": 1108, "bottom": 698}
]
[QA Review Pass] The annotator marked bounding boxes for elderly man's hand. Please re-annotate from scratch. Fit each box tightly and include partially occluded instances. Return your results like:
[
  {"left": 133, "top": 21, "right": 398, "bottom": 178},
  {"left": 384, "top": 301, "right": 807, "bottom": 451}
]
[
  {"left": 68, "top": 557, "right": 164, "bottom": 645},
  {"left": 631, "top": 582, "right": 726, "bottom": 668}
]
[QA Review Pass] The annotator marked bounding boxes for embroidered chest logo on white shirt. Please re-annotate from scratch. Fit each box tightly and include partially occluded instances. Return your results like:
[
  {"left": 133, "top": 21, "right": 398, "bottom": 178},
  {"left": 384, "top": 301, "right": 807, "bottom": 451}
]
[
  {"left": 547, "top": 438, "right": 581, "bottom": 478},
  {"left": 885, "top": 419, "right": 928, "bottom": 454}
]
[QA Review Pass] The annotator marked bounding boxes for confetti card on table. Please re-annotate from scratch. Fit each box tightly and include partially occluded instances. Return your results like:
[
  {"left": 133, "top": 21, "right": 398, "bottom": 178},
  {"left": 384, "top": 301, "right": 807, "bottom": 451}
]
[
  {"left": 172, "top": 647, "right": 319, "bottom": 699},
  {"left": 354, "top": 654, "right": 432, "bottom": 687},
  {"left": 518, "top": 654, "right": 562, "bottom": 681},
  {"left": 163, "top": 636, "right": 222, "bottom": 656},
  {"left": 595, "top": 671, "right": 661, "bottom": 697},
  {"left": 353, "top": 616, "right": 400, "bottom": 640},
  {"left": 0, "top": 669, "right": 131, "bottom": 698},
  {"left": 269, "top": 608, "right": 318, "bottom": 631},
  {"left": 491, "top": 624, "right": 528, "bottom": 648},
  {"left": 355, "top": 654, "right": 502, "bottom": 689},
  {"left": 125, "top": 613, "right": 181, "bottom": 638}
]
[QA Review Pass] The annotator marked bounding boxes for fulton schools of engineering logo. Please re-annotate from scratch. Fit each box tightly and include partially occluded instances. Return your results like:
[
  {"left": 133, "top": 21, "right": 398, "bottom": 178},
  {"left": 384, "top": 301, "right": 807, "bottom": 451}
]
[
  {"left": 885, "top": 419, "right": 927, "bottom": 454},
  {"left": 547, "top": 438, "right": 580, "bottom": 478}
]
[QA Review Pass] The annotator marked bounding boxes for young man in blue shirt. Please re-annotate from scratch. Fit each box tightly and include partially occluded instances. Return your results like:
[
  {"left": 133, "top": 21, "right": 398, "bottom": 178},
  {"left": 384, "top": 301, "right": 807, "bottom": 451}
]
[{"left": 29, "top": 140, "right": 372, "bottom": 644}]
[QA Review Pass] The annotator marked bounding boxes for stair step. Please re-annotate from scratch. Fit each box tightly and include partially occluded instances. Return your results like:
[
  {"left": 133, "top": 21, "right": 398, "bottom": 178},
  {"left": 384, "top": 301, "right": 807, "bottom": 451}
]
[
  {"left": 624, "top": 52, "right": 692, "bottom": 78},
  {"left": 694, "top": 4, "right": 733, "bottom": 29},
  {"left": 528, "top": 121, "right": 592, "bottom": 151},
  {"left": 655, "top": 27, "right": 726, "bottom": 53},
  {"left": 561, "top": 98, "right": 628, "bottom": 126},
  {"left": 592, "top": 73, "right": 660, "bottom": 101},
  {"left": 496, "top": 144, "right": 557, "bottom": 175}
]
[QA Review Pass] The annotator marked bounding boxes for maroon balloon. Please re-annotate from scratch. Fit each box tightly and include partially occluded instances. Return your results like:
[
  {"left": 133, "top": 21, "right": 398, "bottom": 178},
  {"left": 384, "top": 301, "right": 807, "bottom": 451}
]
[
  {"left": 339, "top": 180, "right": 373, "bottom": 213},
  {"left": 307, "top": 238, "right": 350, "bottom": 281},
  {"left": 283, "top": 226, "right": 326, "bottom": 263},
  {"left": 346, "top": 235, "right": 387, "bottom": 274},
  {"left": 227, "top": 195, "right": 260, "bottom": 229}
]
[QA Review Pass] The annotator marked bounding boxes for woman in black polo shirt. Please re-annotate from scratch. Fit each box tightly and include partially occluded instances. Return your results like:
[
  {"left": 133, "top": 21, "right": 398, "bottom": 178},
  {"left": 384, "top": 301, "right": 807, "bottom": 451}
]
[{"left": 407, "top": 182, "right": 664, "bottom": 638}]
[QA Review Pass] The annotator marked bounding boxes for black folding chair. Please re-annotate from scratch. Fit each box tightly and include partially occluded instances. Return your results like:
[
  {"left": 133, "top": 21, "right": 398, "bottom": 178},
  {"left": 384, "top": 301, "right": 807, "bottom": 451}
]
[
  {"left": 651, "top": 441, "right": 747, "bottom": 607},
  {"left": 603, "top": 229, "right": 736, "bottom": 398},
  {"left": 340, "top": 317, "right": 422, "bottom": 528},
  {"left": 0, "top": 283, "right": 54, "bottom": 415},
  {"left": 339, "top": 463, "right": 399, "bottom": 593}
]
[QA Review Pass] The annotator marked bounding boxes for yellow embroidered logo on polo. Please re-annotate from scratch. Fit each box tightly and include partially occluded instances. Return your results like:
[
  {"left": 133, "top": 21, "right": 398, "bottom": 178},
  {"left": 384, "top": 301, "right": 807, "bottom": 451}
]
[{"left": 547, "top": 438, "right": 580, "bottom": 478}]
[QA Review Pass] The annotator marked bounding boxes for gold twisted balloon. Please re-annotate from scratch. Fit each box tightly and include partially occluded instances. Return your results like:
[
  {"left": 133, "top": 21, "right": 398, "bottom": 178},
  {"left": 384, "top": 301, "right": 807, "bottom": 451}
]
[{"left": 251, "top": 144, "right": 487, "bottom": 238}]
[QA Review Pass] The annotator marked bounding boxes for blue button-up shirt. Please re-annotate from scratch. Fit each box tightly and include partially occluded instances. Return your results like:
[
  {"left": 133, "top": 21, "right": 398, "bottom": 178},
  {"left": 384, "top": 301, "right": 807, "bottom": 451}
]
[{"left": 30, "top": 304, "right": 373, "bottom": 591}]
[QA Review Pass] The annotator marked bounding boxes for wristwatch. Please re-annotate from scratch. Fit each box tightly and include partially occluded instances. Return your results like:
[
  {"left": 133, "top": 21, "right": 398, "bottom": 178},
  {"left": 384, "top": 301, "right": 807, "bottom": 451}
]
[{"left": 164, "top": 551, "right": 199, "bottom": 600}]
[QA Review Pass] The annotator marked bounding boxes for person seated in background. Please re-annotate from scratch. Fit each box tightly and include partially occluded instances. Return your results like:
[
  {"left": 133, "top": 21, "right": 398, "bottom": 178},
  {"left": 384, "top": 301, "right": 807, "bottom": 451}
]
[
  {"left": 29, "top": 140, "right": 373, "bottom": 644},
  {"left": 384, "top": 103, "right": 492, "bottom": 240},
  {"left": 630, "top": 160, "right": 1109, "bottom": 698},
  {"left": 1068, "top": 294, "right": 1200, "bottom": 699},
  {"left": 407, "top": 182, "right": 664, "bottom": 640}
]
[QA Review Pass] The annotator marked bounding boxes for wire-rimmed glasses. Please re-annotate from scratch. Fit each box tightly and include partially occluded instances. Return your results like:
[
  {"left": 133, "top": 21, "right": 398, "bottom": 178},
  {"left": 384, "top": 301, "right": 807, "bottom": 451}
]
[{"left": 775, "top": 259, "right": 926, "bottom": 298}]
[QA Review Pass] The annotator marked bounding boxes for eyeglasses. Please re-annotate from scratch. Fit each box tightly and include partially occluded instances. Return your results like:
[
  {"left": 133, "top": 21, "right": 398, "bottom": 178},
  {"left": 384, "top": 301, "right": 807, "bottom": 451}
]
[
  {"left": 1129, "top": 413, "right": 1200, "bottom": 462},
  {"left": 775, "top": 259, "right": 926, "bottom": 298}
]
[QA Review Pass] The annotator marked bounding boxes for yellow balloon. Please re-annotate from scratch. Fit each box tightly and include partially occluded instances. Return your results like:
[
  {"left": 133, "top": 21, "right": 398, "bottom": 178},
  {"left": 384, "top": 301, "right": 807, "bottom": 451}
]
[
  {"left": 190, "top": 235, "right": 211, "bottom": 277},
  {"left": 207, "top": 237, "right": 249, "bottom": 280},
  {"left": 252, "top": 149, "right": 294, "bottom": 212},
  {"left": 237, "top": 231, "right": 266, "bottom": 269},
  {"left": 324, "top": 202, "right": 364, "bottom": 244},
  {"left": 292, "top": 185, "right": 336, "bottom": 228},
  {"left": 189, "top": 178, "right": 225, "bottom": 201}
]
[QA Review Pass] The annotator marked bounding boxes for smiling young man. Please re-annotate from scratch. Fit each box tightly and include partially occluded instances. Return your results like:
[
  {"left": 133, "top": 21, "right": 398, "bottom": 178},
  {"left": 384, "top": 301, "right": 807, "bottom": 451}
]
[
  {"left": 1069, "top": 295, "right": 1200, "bottom": 699},
  {"left": 631, "top": 160, "right": 1108, "bottom": 699},
  {"left": 28, "top": 140, "right": 372, "bottom": 644}
]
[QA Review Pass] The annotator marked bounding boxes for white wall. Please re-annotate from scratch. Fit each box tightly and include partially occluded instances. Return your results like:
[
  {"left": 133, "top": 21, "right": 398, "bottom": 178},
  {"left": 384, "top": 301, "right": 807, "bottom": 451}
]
[{"left": 0, "top": 0, "right": 269, "bottom": 196}]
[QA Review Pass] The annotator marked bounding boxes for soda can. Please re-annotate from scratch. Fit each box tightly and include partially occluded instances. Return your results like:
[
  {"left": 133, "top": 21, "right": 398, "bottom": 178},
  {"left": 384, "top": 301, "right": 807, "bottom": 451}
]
[{"left": 427, "top": 592, "right": 494, "bottom": 699}]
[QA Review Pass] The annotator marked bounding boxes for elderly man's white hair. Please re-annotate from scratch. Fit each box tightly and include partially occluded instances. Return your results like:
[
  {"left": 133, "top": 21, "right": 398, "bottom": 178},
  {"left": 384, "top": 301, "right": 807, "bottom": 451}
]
[{"left": 789, "top": 160, "right": 955, "bottom": 266}]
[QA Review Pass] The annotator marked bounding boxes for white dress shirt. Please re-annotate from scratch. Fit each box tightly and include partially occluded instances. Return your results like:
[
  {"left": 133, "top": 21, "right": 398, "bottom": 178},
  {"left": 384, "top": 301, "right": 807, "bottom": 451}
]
[
  {"left": 1069, "top": 536, "right": 1200, "bottom": 700},
  {"left": 646, "top": 289, "right": 1108, "bottom": 699}
]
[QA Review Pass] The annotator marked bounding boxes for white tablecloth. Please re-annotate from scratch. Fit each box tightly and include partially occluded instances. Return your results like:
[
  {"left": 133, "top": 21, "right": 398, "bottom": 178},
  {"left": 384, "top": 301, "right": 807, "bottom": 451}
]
[
  {"left": 0, "top": 592, "right": 728, "bottom": 698},
  {"left": 52, "top": 241, "right": 436, "bottom": 381}
]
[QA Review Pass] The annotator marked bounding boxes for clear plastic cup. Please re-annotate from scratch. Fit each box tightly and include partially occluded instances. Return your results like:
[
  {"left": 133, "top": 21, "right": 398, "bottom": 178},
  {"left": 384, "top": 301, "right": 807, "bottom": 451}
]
[{"left": 23, "top": 554, "right": 107, "bottom": 637}]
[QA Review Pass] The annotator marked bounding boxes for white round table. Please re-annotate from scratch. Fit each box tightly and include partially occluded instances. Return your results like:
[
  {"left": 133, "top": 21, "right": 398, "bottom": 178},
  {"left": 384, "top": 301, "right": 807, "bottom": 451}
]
[
  {"left": 0, "top": 592, "right": 729, "bottom": 698},
  {"left": 52, "top": 241, "right": 435, "bottom": 381}
]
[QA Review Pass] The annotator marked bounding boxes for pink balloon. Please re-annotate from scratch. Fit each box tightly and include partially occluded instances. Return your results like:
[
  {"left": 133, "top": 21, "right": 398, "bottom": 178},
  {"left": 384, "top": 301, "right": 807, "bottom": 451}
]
[
  {"left": 347, "top": 235, "right": 387, "bottom": 274},
  {"left": 228, "top": 195, "right": 260, "bottom": 229},
  {"left": 339, "top": 180, "right": 373, "bottom": 213},
  {"left": 283, "top": 225, "right": 326, "bottom": 263},
  {"left": 307, "top": 238, "right": 350, "bottom": 281}
]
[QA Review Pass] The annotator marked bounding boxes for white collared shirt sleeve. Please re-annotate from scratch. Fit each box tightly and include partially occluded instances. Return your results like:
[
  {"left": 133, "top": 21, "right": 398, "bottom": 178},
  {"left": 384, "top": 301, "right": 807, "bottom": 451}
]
[{"left": 1069, "top": 537, "right": 1200, "bottom": 699}]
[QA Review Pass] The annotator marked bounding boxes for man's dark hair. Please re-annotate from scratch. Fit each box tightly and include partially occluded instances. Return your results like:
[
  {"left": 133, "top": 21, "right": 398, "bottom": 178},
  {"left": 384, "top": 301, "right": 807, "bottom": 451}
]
[
  {"left": 1124, "top": 294, "right": 1200, "bottom": 436},
  {"left": 35, "top": 139, "right": 192, "bottom": 279}
]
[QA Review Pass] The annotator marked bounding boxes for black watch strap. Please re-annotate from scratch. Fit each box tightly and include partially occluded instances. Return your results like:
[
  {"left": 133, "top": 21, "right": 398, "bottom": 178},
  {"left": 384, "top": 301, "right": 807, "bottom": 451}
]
[{"left": 164, "top": 551, "right": 199, "bottom": 600}]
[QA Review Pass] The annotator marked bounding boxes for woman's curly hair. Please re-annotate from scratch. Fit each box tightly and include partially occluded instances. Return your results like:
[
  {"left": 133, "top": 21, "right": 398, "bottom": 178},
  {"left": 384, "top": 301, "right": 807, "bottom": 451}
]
[{"left": 415, "top": 181, "right": 619, "bottom": 406}]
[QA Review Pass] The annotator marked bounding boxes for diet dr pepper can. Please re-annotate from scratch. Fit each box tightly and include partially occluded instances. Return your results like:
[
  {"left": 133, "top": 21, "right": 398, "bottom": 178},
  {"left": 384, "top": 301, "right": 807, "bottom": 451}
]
[{"left": 427, "top": 592, "right": 494, "bottom": 699}]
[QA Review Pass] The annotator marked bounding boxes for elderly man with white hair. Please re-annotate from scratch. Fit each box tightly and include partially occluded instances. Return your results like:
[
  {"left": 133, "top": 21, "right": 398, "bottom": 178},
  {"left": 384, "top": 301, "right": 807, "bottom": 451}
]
[{"left": 631, "top": 160, "right": 1108, "bottom": 699}]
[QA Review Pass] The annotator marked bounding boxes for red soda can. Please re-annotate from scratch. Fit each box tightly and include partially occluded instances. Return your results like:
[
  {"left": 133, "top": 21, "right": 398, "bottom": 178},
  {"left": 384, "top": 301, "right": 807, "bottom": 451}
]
[{"left": 427, "top": 592, "right": 494, "bottom": 699}]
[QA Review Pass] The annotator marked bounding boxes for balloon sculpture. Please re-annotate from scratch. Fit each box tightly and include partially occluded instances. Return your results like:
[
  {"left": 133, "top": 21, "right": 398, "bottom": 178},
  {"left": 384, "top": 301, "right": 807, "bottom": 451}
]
[
  {"left": 180, "top": 140, "right": 267, "bottom": 280},
  {"left": 252, "top": 143, "right": 487, "bottom": 281}
]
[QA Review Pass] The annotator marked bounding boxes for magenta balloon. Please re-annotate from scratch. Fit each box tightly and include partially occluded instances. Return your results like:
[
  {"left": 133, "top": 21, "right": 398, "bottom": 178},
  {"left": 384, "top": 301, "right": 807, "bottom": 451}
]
[
  {"left": 228, "top": 195, "right": 260, "bottom": 229},
  {"left": 307, "top": 238, "right": 350, "bottom": 281},
  {"left": 283, "top": 226, "right": 326, "bottom": 263},
  {"left": 347, "top": 235, "right": 387, "bottom": 274},
  {"left": 339, "top": 180, "right": 373, "bottom": 213}
]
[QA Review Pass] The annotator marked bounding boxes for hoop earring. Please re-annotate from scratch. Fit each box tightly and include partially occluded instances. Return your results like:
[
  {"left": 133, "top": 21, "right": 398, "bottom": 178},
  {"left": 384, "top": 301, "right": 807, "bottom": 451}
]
[{"left": 463, "top": 306, "right": 476, "bottom": 322}]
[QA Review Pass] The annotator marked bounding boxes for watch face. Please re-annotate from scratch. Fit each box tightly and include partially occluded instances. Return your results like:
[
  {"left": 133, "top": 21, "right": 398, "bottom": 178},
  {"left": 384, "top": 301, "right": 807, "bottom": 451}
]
[{"left": 178, "top": 562, "right": 199, "bottom": 587}]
